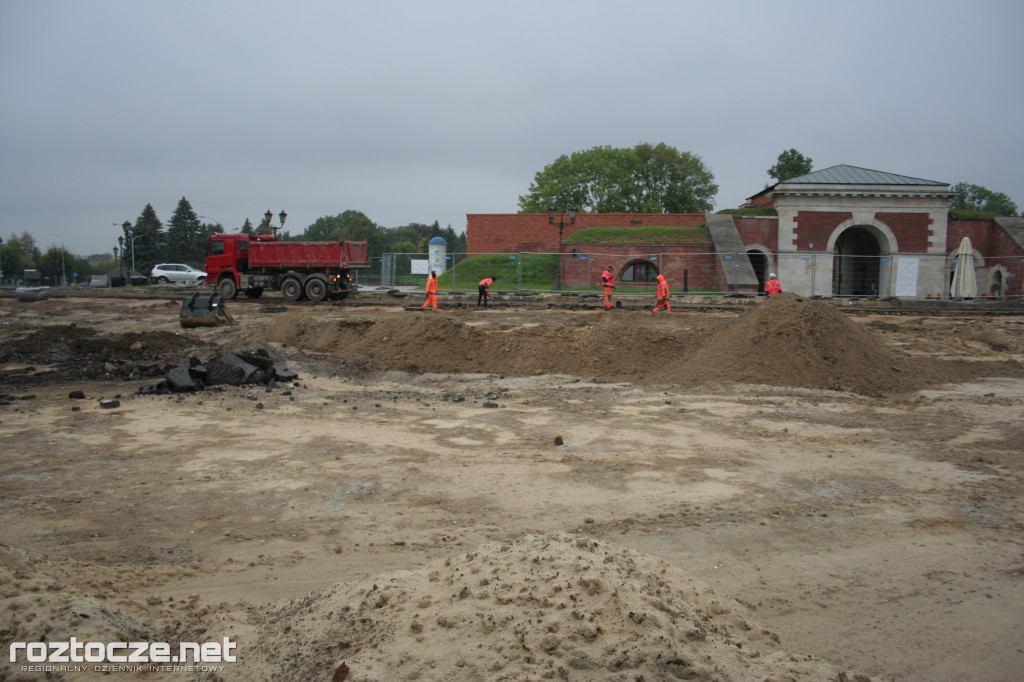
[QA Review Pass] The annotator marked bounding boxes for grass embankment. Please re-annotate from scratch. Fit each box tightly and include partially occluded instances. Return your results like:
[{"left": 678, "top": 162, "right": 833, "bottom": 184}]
[
  {"left": 437, "top": 254, "right": 558, "bottom": 291},
  {"left": 563, "top": 224, "right": 712, "bottom": 247}
]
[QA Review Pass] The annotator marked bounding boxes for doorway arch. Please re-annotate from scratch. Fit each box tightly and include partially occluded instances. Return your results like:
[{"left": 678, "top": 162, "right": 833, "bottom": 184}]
[
  {"left": 745, "top": 248, "right": 770, "bottom": 293},
  {"left": 620, "top": 259, "right": 659, "bottom": 283},
  {"left": 827, "top": 221, "right": 897, "bottom": 297}
]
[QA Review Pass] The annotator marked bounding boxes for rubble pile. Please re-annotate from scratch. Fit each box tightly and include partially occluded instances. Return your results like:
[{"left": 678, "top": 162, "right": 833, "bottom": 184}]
[{"left": 143, "top": 349, "right": 298, "bottom": 394}]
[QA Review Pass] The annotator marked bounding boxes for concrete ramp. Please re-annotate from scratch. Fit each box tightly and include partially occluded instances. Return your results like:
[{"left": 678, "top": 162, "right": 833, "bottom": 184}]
[
  {"left": 706, "top": 214, "right": 760, "bottom": 292},
  {"left": 994, "top": 217, "right": 1024, "bottom": 252}
]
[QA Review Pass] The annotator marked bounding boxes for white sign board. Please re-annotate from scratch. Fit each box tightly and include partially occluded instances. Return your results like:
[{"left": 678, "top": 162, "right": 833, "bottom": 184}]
[
  {"left": 410, "top": 260, "right": 429, "bottom": 275},
  {"left": 895, "top": 257, "right": 918, "bottom": 297}
]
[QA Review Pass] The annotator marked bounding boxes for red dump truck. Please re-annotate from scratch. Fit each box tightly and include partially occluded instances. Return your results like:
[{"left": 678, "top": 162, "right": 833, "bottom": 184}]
[{"left": 205, "top": 233, "right": 370, "bottom": 302}]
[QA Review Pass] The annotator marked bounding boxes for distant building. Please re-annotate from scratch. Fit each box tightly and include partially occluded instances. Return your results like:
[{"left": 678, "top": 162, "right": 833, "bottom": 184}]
[{"left": 465, "top": 165, "right": 1024, "bottom": 298}]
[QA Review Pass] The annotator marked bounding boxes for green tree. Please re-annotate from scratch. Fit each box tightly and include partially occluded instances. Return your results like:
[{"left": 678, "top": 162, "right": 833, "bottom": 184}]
[
  {"left": 1, "top": 232, "right": 40, "bottom": 281},
  {"left": 165, "top": 197, "right": 205, "bottom": 265},
  {"left": 199, "top": 219, "right": 225, "bottom": 246},
  {"left": 37, "top": 246, "right": 69, "bottom": 285},
  {"left": 767, "top": 149, "right": 813, "bottom": 182},
  {"left": 949, "top": 182, "right": 1020, "bottom": 216},
  {"left": 305, "top": 210, "right": 386, "bottom": 257},
  {"left": 241, "top": 218, "right": 254, "bottom": 235},
  {"left": 126, "top": 203, "right": 164, "bottom": 276},
  {"left": 518, "top": 143, "right": 717, "bottom": 214}
]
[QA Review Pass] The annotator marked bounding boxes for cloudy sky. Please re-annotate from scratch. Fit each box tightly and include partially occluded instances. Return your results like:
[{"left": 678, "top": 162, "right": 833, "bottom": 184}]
[{"left": 2, "top": 0, "right": 1022, "bottom": 257}]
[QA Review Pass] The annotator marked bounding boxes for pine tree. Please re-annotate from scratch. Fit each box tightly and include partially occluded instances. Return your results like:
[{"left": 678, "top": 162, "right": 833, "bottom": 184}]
[
  {"left": 165, "top": 197, "right": 204, "bottom": 264},
  {"left": 129, "top": 204, "right": 165, "bottom": 276}
]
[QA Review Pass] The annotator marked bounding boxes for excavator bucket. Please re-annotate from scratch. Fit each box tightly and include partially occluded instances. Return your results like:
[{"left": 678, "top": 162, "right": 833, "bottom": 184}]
[{"left": 179, "top": 292, "right": 235, "bottom": 328}]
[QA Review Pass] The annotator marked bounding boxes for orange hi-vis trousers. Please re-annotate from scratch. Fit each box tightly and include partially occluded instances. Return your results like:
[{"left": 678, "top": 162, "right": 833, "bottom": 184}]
[{"left": 421, "top": 293, "right": 438, "bottom": 310}]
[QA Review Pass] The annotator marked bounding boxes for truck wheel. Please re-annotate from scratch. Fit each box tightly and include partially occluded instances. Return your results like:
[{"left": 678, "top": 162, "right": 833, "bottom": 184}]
[
  {"left": 217, "top": 277, "right": 238, "bottom": 299},
  {"left": 244, "top": 287, "right": 264, "bottom": 299},
  {"left": 305, "top": 277, "right": 327, "bottom": 303},
  {"left": 281, "top": 278, "right": 303, "bottom": 302}
]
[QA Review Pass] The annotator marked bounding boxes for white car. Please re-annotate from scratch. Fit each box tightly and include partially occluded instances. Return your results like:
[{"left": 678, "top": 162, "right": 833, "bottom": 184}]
[{"left": 151, "top": 263, "right": 207, "bottom": 284}]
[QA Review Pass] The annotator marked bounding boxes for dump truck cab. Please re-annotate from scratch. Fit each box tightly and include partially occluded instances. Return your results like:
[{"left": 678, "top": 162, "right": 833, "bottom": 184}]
[{"left": 207, "top": 233, "right": 259, "bottom": 283}]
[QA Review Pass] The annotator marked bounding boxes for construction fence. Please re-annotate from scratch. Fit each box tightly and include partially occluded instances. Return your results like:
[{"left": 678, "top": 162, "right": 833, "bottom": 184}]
[{"left": 353, "top": 251, "right": 1024, "bottom": 300}]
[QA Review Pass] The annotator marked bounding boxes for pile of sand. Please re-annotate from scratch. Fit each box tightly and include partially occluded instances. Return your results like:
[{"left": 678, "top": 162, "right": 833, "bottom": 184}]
[
  {"left": 2, "top": 535, "right": 875, "bottom": 681},
  {"left": 259, "top": 294, "right": 1011, "bottom": 394},
  {"left": 675, "top": 293, "right": 942, "bottom": 394},
  {"left": 244, "top": 533, "right": 871, "bottom": 681}
]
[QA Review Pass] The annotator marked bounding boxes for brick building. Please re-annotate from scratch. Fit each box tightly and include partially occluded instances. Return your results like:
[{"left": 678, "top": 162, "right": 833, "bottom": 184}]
[{"left": 465, "top": 165, "right": 1024, "bottom": 298}]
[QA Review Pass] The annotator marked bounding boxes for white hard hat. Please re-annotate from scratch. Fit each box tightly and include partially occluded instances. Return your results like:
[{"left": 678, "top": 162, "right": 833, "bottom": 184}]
[{"left": 769, "top": 273, "right": 776, "bottom": 278}]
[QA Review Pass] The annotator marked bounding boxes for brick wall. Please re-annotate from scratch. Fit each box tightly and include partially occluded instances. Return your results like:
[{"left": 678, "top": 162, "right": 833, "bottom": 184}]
[
  {"left": 734, "top": 217, "right": 779, "bottom": 251},
  {"left": 948, "top": 219, "right": 1024, "bottom": 296},
  {"left": 466, "top": 213, "right": 706, "bottom": 253},
  {"left": 875, "top": 213, "right": 932, "bottom": 252},
  {"left": 559, "top": 244, "right": 723, "bottom": 291},
  {"left": 794, "top": 212, "right": 852, "bottom": 250}
]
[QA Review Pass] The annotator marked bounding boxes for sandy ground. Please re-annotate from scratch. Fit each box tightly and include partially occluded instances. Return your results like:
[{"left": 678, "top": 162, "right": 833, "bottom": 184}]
[{"left": 1, "top": 292, "right": 1023, "bottom": 681}]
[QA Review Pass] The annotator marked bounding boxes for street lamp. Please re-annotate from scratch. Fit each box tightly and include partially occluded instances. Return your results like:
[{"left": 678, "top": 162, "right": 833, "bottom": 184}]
[
  {"left": 117, "top": 236, "right": 124, "bottom": 283},
  {"left": 547, "top": 206, "right": 577, "bottom": 290},
  {"left": 265, "top": 209, "right": 287, "bottom": 235},
  {"left": 121, "top": 221, "right": 141, "bottom": 280},
  {"left": 50, "top": 234, "right": 66, "bottom": 286}
]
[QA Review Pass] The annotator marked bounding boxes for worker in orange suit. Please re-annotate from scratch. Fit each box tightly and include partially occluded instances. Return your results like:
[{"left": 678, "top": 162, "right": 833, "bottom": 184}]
[
  {"left": 651, "top": 273, "right": 671, "bottom": 313},
  {"left": 601, "top": 265, "right": 616, "bottom": 310},
  {"left": 764, "top": 273, "right": 782, "bottom": 297},
  {"left": 477, "top": 275, "right": 497, "bottom": 308},
  {"left": 421, "top": 270, "right": 439, "bottom": 310}
]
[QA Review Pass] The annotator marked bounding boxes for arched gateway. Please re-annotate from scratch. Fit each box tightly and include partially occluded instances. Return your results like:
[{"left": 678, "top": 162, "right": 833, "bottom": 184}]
[{"left": 759, "top": 165, "right": 954, "bottom": 298}]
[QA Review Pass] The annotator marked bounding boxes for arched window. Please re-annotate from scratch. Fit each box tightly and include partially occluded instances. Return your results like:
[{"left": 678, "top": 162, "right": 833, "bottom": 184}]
[{"left": 620, "top": 259, "right": 659, "bottom": 282}]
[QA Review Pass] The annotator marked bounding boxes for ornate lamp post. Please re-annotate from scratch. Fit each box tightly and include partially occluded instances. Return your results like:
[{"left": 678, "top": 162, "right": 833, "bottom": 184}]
[
  {"left": 121, "top": 221, "right": 141, "bottom": 282},
  {"left": 117, "top": 236, "right": 125, "bottom": 283},
  {"left": 265, "top": 210, "right": 287, "bottom": 235},
  {"left": 547, "top": 206, "right": 577, "bottom": 291}
]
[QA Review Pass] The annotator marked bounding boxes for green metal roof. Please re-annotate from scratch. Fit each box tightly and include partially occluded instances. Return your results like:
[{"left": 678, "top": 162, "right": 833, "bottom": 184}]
[{"left": 781, "top": 164, "right": 947, "bottom": 186}]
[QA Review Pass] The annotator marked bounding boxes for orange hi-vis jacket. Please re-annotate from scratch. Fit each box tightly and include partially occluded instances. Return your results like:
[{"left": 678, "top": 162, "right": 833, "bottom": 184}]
[
  {"left": 656, "top": 276, "right": 670, "bottom": 298},
  {"left": 765, "top": 278, "right": 782, "bottom": 295},
  {"left": 479, "top": 278, "right": 494, "bottom": 288},
  {"left": 601, "top": 269, "right": 614, "bottom": 287},
  {"left": 425, "top": 276, "right": 438, "bottom": 293}
]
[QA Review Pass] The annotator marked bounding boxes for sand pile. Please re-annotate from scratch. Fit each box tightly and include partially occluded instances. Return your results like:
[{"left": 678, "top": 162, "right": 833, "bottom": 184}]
[
  {"left": 1, "top": 535, "right": 875, "bottom": 681},
  {"left": 674, "top": 293, "right": 945, "bottom": 394},
  {"left": 257, "top": 295, "right": 997, "bottom": 394},
  {"left": 243, "top": 533, "right": 872, "bottom": 681},
  {"left": 0, "top": 545, "right": 158, "bottom": 681}
]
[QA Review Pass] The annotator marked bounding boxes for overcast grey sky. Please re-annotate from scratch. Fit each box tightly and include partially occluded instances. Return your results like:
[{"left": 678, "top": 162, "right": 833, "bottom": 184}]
[{"left": 2, "top": 0, "right": 1022, "bottom": 257}]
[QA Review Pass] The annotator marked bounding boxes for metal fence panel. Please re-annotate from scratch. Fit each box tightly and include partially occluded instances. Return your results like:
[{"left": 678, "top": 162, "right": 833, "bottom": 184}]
[{"left": 376, "top": 251, "right": 1024, "bottom": 300}]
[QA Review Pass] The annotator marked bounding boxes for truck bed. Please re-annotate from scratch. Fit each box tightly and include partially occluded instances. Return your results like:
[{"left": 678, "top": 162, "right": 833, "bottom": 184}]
[{"left": 247, "top": 240, "right": 369, "bottom": 269}]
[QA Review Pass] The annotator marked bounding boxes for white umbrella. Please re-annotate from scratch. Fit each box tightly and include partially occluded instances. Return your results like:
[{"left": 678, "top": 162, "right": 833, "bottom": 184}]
[{"left": 950, "top": 236, "right": 977, "bottom": 299}]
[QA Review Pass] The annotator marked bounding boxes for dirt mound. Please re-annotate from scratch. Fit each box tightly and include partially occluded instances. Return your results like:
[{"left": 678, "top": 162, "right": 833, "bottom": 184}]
[
  {"left": 675, "top": 293, "right": 942, "bottom": 394},
  {"left": 259, "top": 297, "right": 1019, "bottom": 394},
  {"left": 244, "top": 533, "right": 872, "bottom": 681},
  {"left": 0, "top": 545, "right": 158, "bottom": 681},
  {"left": 7, "top": 325, "right": 210, "bottom": 362}
]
